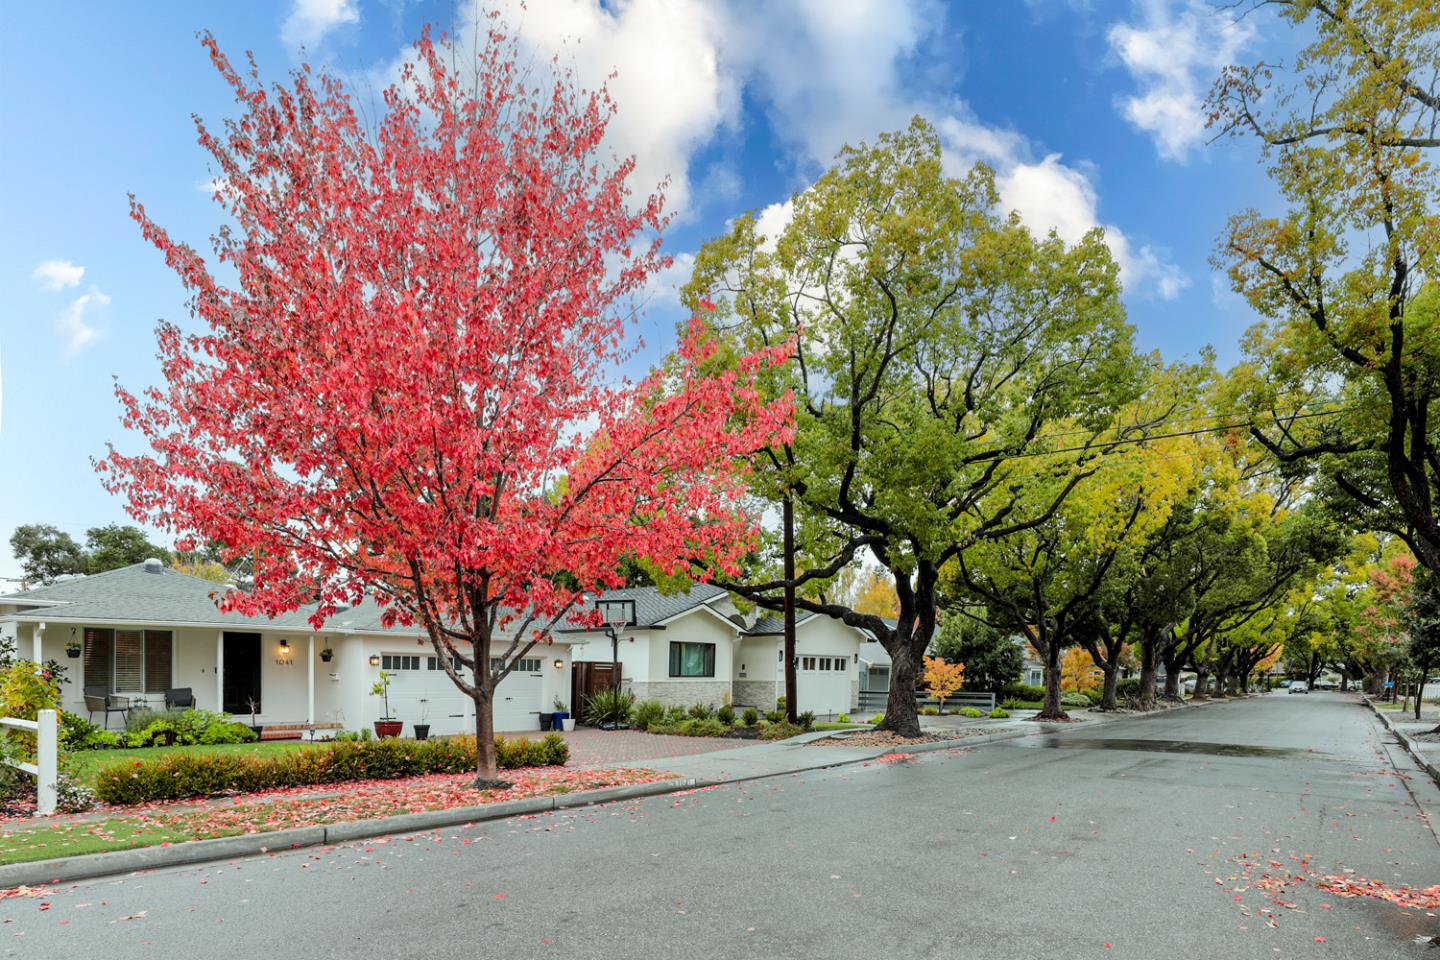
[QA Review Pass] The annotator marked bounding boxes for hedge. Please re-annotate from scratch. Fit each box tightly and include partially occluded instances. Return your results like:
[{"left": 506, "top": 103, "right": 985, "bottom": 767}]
[{"left": 94, "top": 734, "right": 569, "bottom": 805}]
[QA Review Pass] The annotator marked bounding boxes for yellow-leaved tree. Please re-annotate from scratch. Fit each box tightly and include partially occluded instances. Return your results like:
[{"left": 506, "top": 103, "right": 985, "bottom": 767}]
[{"left": 923, "top": 656, "right": 965, "bottom": 714}]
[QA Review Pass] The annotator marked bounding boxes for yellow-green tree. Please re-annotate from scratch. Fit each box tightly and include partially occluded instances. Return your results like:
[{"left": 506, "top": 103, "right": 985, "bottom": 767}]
[{"left": 1213, "top": 0, "right": 1440, "bottom": 572}]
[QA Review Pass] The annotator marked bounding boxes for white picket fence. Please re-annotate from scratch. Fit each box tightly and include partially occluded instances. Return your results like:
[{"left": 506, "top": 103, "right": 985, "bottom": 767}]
[{"left": 1, "top": 709, "right": 57, "bottom": 816}]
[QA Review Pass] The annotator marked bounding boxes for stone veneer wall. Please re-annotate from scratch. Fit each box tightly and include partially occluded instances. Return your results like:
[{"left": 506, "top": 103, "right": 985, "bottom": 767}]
[
  {"left": 627, "top": 681, "right": 732, "bottom": 709},
  {"left": 733, "top": 680, "right": 779, "bottom": 711}
]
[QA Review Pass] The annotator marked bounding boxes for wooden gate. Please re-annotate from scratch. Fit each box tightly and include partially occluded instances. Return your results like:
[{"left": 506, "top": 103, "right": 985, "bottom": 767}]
[{"left": 572, "top": 661, "right": 623, "bottom": 716}]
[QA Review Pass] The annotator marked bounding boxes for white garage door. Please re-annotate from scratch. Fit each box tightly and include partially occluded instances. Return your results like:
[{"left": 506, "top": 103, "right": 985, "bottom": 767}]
[
  {"left": 796, "top": 655, "right": 853, "bottom": 716},
  {"left": 383, "top": 654, "right": 546, "bottom": 735}
]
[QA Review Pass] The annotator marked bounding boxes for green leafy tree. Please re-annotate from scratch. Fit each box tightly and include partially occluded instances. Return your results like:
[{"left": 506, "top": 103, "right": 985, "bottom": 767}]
[
  {"left": 1213, "top": 0, "right": 1440, "bottom": 572},
  {"left": 685, "top": 118, "right": 1138, "bottom": 736},
  {"left": 929, "top": 614, "right": 1022, "bottom": 693},
  {"left": 84, "top": 524, "right": 169, "bottom": 573},
  {"left": 8, "top": 524, "right": 86, "bottom": 586},
  {"left": 1407, "top": 571, "right": 1440, "bottom": 720}
]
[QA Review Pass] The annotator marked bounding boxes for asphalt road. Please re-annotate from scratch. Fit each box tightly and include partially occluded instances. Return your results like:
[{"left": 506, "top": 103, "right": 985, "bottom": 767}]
[{"left": 5, "top": 693, "right": 1439, "bottom": 959}]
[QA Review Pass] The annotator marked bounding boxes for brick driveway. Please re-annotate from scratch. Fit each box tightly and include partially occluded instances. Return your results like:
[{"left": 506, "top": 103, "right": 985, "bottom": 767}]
[{"left": 497, "top": 726, "right": 744, "bottom": 766}]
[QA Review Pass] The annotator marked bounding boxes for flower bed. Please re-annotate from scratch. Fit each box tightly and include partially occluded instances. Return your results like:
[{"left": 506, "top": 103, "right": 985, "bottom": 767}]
[{"left": 94, "top": 734, "right": 568, "bottom": 805}]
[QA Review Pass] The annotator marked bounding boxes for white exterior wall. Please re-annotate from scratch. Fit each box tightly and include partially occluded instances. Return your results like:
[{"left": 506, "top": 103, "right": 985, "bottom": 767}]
[{"left": 9, "top": 618, "right": 574, "bottom": 735}]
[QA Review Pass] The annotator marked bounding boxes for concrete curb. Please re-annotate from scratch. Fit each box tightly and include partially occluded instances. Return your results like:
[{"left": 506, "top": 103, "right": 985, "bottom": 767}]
[
  {"left": 0, "top": 777, "right": 695, "bottom": 890},
  {"left": 1363, "top": 697, "right": 1440, "bottom": 785}
]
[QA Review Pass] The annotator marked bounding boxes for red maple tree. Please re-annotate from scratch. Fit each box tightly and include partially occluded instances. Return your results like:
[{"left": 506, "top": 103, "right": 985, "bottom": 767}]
[{"left": 99, "top": 24, "right": 793, "bottom": 783}]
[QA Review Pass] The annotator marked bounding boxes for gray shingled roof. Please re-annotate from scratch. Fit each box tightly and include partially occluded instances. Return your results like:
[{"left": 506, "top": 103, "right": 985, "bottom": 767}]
[
  {"left": 741, "top": 612, "right": 816, "bottom": 636},
  {"left": 562, "top": 583, "right": 730, "bottom": 630},
  {"left": 0, "top": 562, "right": 313, "bottom": 629}
]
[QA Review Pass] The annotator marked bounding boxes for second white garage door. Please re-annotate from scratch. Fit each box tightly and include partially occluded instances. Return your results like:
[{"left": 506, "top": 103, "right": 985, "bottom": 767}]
[
  {"left": 795, "top": 655, "right": 854, "bottom": 716},
  {"left": 383, "top": 655, "right": 546, "bottom": 735}
]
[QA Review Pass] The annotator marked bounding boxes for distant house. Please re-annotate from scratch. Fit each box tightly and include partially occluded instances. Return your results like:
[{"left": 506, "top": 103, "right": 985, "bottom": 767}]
[{"left": 567, "top": 585, "right": 863, "bottom": 716}]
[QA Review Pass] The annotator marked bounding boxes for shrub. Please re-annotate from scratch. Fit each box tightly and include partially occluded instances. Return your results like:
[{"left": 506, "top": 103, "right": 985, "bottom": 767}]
[
  {"left": 988, "top": 707, "right": 1009, "bottom": 719},
  {"left": 632, "top": 699, "right": 666, "bottom": 731},
  {"left": 664, "top": 705, "right": 689, "bottom": 724},
  {"left": 1115, "top": 678, "right": 1142, "bottom": 701},
  {"left": 687, "top": 702, "right": 715, "bottom": 721},
  {"left": 764, "top": 709, "right": 786, "bottom": 724},
  {"left": 0, "top": 661, "right": 61, "bottom": 761},
  {"left": 60, "top": 712, "right": 120, "bottom": 751},
  {"left": 1083, "top": 688, "right": 1104, "bottom": 705},
  {"left": 94, "top": 733, "right": 569, "bottom": 805},
  {"left": 716, "top": 704, "right": 736, "bottom": 726},
  {"left": 688, "top": 718, "right": 729, "bottom": 738},
  {"left": 1060, "top": 692, "right": 1091, "bottom": 708},
  {"left": 582, "top": 688, "right": 635, "bottom": 727},
  {"left": 741, "top": 707, "right": 759, "bottom": 727},
  {"left": 870, "top": 714, "right": 884, "bottom": 724},
  {"left": 1000, "top": 682, "right": 1046, "bottom": 702},
  {"left": 54, "top": 774, "right": 97, "bottom": 814},
  {"left": 797, "top": 710, "right": 815, "bottom": 731},
  {"left": 958, "top": 707, "right": 984, "bottom": 718},
  {"left": 758, "top": 720, "right": 803, "bottom": 740},
  {"left": 837, "top": 713, "right": 851, "bottom": 723},
  {"left": 920, "top": 706, "right": 939, "bottom": 716},
  {"left": 126, "top": 707, "right": 189, "bottom": 735}
]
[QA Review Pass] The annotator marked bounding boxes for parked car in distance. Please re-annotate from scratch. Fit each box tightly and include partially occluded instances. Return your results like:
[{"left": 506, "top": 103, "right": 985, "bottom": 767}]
[
  {"left": 1278, "top": 679, "right": 1292, "bottom": 688},
  {"left": 1288, "top": 682, "right": 1309, "bottom": 694}
]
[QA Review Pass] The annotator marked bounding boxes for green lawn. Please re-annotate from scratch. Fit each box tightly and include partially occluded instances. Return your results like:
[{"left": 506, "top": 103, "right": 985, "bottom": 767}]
[
  {"left": 812, "top": 721, "right": 871, "bottom": 731},
  {"left": 66, "top": 741, "right": 321, "bottom": 786}
]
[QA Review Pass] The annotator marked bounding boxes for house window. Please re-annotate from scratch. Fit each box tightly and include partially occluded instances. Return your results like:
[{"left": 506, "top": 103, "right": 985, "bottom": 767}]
[
  {"left": 381, "top": 654, "right": 421, "bottom": 671},
  {"left": 668, "top": 642, "right": 715, "bottom": 678},
  {"left": 427, "top": 655, "right": 465, "bottom": 673},
  {"left": 801, "top": 656, "right": 816, "bottom": 671},
  {"left": 82, "top": 627, "right": 173, "bottom": 694},
  {"left": 1028, "top": 669, "right": 1042, "bottom": 685},
  {"left": 489, "top": 657, "right": 542, "bottom": 673}
]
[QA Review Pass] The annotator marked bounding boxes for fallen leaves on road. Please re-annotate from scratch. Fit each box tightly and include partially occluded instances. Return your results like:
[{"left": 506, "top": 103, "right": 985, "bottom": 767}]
[{"left": 1315, "top": 875, "right": 1440, "bottom": 910}]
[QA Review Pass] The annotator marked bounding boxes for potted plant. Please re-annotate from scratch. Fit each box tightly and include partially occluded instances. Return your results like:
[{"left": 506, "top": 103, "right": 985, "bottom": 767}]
[
  {"left": 551, "top": 694, "right": 571, "bottom": 732},
  {"left": 413, "top": 698, "right": 430, "bottom": 741},
  {"left": 247, "top": 697, "right": 263, "bottom": 738},
  {"left": 65, "top": 640, "right": 82, "bottom": 659},
  {"left": 371, "top": 671, "right": 402, "bottom": 738},
  {"left": 319, "top": 646, "right": 334, "bottom": 663}
]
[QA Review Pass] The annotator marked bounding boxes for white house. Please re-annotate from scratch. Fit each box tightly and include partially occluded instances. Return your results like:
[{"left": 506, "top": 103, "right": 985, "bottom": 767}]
[
  {"left": 567, "top": 585, "right": 863, "bottom": 716},
  {"left": 0, "top": 560, "right": 581, "bottom": 736}
]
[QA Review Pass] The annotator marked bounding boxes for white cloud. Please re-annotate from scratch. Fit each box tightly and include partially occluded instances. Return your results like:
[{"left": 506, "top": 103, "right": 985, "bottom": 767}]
[
  {"left": 996, "top": 154, "right": 1189, "bottom": 299},
  {"left": 1107, "top": 0, "right": 1256, "bottom": 161},
  {"left": 31, "top": 259, "right": 84, "bottom": 291},
  {"left": 465, "top": 0, "right": 739, "bottom": 220},
  {"left": 55, "top": 287, "right": 109, "bottom": 356},
  {"left": 282, "top": 0, "right": 360, "bottom": 50}
]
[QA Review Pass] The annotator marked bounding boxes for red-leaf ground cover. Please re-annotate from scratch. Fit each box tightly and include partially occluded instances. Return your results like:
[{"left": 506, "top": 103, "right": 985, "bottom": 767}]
[{"left": 0, "top": 766, "right": 669, "bottom": 866}]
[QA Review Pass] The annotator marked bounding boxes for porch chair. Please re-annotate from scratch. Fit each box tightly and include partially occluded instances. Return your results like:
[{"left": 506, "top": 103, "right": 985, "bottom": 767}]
[
  {"left": 164, "top": 687, "right": 196, "bottom": 710},
  {"left": 84, "top": 686, "right": 131, "bottom": 729}
]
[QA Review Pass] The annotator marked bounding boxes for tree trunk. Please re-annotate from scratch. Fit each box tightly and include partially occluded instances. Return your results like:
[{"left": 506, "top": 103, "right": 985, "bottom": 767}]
[
  {"left": 1161, "top": 646, "right": 1183, "bottom": 701},
  {"left": 1416, "top": 669, "right": 1427, "bottom": 721},
  {"left": 882, "top": 642, "right": 922, "bottom": 737},
  {"left": 472, "top": 687, "right": 504, "bottom": 789},
  {"left": 1192, "top": 667, "right": 1210, "bottom": 701},
  {"left": 1137, "top": 637, "right": 1159, "bottom": 710},
  {"left": 1099, "top": 662, "right": 1119, "bottom": 711},
  {"left": 1035, "top": 638, "right": 1069, "bottom": 721}
]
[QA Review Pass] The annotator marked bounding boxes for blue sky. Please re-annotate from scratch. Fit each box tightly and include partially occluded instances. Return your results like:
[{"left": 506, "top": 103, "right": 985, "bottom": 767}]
[{"left": 0, "top": 0, "right": 1288, "bottom": 580}]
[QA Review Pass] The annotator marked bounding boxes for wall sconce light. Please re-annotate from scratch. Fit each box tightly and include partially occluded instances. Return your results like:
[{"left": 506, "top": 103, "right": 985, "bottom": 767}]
[
  {"left": 369, "top": 654, "right": 380, "bottom": 667},
  {"left": 553, "top": 658, "right": 564, "bottom": 670},
  {"left": 279, "top": 639, "right": 290, "bottom": 654}
]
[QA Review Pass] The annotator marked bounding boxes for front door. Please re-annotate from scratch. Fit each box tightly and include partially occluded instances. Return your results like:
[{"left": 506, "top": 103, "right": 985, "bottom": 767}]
[{"left": 223, "top": 632, "right": 262, "bottom": 716}]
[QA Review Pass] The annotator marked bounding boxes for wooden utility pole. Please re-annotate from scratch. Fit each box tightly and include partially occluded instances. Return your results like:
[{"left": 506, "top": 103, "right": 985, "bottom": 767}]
[{"left": 783, "top": 494, "right": 797, "bottom": 723}]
